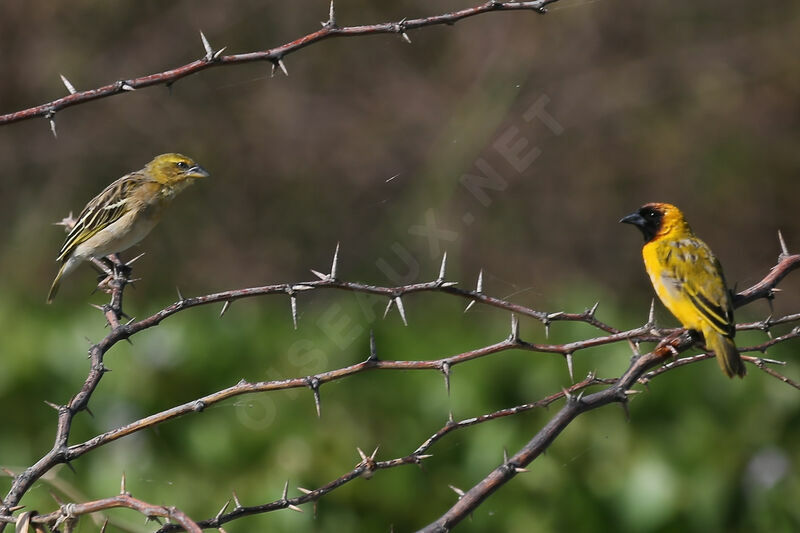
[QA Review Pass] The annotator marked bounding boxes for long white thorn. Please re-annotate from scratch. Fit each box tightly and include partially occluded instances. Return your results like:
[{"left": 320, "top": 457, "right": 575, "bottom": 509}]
[
  {"left": 357, "top": 446, "right": 368, "bottom": 461},
  {"left": 565, "top": 353, "right": 574, "bottom": 382},
  {"left": 313, "top": 387, "right": 321, "bottom": 418},
  {"left": 383, "top": 298, "right": 394, "bottom": 319},
  {"left": 60, "top": 74, "right": 77, "bottom": 94},
  {"left": 215, "top": 500, "right": 230, "bottom": 520},
  {"left": 278, "top": 58, "right": 289, "bottom": 76},
  {"left": 125, "top": 252, "right": 146, "bottom": 265},
  {"left": 442, "top": 361, "right": 451, "bottom": 396},
  {"left": 465, "top": 269, "right": 483, "bottom": 312},
  {"left": 449, "top": 485, "right": 465, "bottom": 498},
  {"left": 438, "top": 251, "right": 447, "bottom": 281},
  {"left": 200, "top": 31, "right": 213, "bottom": 61},
  {"left": 232, "top": 491, "right": 242, "bottom": 509},
  {"left": 47, "top": 113, "right": 57, "bottom": 139},
  {"left": 330, "top": 242, "right": 340, "bottom": 279},
  {"left": 510, "top": 314, "right": 520, "bottom": 341},
  {"left": 778, "top": 230, "right": 789, "bottom": 257},
  {"left": 395, "top": 296, "right": 408, "bottom": 326}
]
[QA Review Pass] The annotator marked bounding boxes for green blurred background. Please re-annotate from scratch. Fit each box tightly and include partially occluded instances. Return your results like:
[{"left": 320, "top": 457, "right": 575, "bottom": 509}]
[{"left": 1, "top": 0, "right": 799, "bottom": 531}]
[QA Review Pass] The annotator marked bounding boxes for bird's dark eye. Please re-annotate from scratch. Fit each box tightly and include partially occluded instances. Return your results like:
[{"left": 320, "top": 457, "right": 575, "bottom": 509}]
[{"left": 176, "top": 161, "right": 189, "bottom": 169}]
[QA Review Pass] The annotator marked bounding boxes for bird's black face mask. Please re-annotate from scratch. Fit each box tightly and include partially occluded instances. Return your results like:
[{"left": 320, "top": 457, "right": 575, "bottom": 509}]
[{"left": 620, "top": 206, "right": 664, "bottom": 243}]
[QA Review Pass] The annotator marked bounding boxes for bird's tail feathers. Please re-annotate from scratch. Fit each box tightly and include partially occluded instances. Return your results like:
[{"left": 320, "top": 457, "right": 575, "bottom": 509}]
[
  {"left": 704, "top": 328, "right": 746, "bottom": 378},
  {"left": 47, "top": 263, "right": 66, "bottom": 304}
]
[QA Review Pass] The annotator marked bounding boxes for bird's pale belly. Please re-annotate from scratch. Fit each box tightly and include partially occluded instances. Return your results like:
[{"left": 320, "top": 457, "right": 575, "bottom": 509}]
[{"left": 73, "top": 209, "right": 160, "bottom": 261}]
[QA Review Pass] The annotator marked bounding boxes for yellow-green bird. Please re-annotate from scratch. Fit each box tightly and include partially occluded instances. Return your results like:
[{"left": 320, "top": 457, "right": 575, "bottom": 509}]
[
  {"left": 48, "top": 153, "right": 209, "bottom": 303},
  {"left": 620, "top": 202, "right": 745, "bottom": 378}
]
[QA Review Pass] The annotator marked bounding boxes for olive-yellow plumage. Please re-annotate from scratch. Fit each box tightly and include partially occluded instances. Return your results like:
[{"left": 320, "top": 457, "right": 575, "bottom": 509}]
[
  {"left": 48, "top": 153, "right": 209, "bottom": 303},
  {"left": 621, "top": 202, "right": 745, "bottom": 378}
]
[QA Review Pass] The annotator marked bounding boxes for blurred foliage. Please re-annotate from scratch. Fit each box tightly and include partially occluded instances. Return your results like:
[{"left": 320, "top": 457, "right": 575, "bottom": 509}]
[{"left": 1, "top": 0, "right": 799, "bottom": 531}]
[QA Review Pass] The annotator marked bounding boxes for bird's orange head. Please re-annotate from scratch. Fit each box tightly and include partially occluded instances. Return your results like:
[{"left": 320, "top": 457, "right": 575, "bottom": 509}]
[
  {"left": 620, "top": 202, "right": 692, "bottom": 243},
  {"left": 145, "top": 153, "right": 210, "bottom": 185}
]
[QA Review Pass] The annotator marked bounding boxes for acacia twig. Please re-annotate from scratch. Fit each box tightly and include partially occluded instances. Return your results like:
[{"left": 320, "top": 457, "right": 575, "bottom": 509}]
[
  {"left": 416, "top": 255, "right": 800, "bottom": 532},
  {"left": 417, "top": 330, "right": 709, "bottom": 532},
  {"left": 1, "top": 250, "right": 797, "bottom": 532},
  {"left": 0, "top": 0, "right": 559, "bottom": 131},
  {"left": 156, "top": 333, "right": 800, "bottom": 533},
  {"left": 0, "top": 492, "right": 201, "bottom": 532}
]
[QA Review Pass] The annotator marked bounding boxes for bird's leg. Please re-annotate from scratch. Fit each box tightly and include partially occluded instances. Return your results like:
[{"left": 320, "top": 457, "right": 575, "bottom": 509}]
[
  {"left": 90, "top": 254, "right": 131, "bottom": 296},
  {"left": 94, "top": 274, "right": 114, "bottom": 295},
  {"left": 655, "top": 329, "right": 694, "bottom": 360},
  {"left": 88, "top": 256, "right": 114, "bottom": 277},
  {"left": 108, "top": 253, "right": 132, "bottom": 277},
  {"left": 656, "top": 329, "right": 683, "bottom": 347},
  {"left": 100, "top": 253, "right": 132, "bottom": 296},
  {"left": 686, "top": 329, "right": 702, "bottom": 344},
  {"left": 86, "top": 257, "right": 115, "bottom": 295},
  {"left": 96, "top": 254, "right": 132, "bottom": 322}
]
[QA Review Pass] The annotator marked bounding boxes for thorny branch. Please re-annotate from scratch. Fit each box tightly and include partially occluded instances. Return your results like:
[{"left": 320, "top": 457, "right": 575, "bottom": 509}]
[
  {"left": 1, "top": 490, "right": 202, "bottom": 532},
  {"left": 1, "top": 240, "right": 798, "bottom": 531},
  {"left": 155, "top": 331, "right": 798, "bottom": 533},
  {"left": 1, "top": 2, "right": 795, "bottom": 530},
  {"left": 154, "top": 373, "right": 614, "bottom": 533},
  {"left": 417, "top": 336, "right": 800, "bottom": 532},
  {"left": 0, "top": 0, "right": 559, "bottom": 133}
]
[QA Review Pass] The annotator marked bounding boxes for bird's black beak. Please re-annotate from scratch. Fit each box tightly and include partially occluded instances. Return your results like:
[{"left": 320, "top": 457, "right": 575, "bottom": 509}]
[
  {"left": 620, "top": 210, "right": 659, "bottom": 243},
  {"left": 187, "top": 165, "right": 210, "bottom": 179},
  {"left": 619, "top": 212, "right": 646, "bottom": 228}
]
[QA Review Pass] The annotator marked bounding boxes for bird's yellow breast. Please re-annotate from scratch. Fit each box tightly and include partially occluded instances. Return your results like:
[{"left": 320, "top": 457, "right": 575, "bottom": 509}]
[{"left": 643, "top": 240, "right": 700, "bottom": 331}]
